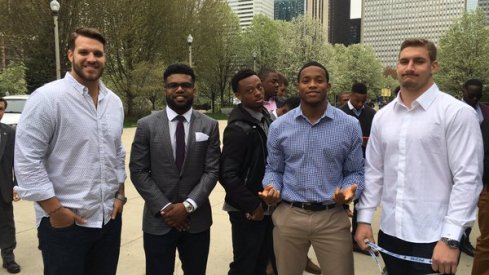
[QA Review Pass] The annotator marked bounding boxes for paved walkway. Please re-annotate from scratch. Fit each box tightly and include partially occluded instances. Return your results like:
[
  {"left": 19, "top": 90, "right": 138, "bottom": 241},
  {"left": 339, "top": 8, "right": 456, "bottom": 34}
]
[{"left": 4, "top": 121, "right": 478, "bottom": 274}]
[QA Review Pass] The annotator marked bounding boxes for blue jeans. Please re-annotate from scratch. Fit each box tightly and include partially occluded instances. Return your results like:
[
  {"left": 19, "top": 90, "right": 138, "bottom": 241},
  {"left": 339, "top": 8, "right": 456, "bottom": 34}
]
[
  {"left": 38, "top": 215, "right": 122, "bottom": 275},
  {"left": 144, "top": 228, "right": 210, "bottom": 275}
]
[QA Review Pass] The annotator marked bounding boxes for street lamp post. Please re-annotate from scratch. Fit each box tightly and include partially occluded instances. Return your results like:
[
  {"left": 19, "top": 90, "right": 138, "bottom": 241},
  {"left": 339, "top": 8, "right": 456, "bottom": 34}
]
[
  {"left": 187, "top": 34, "right": 193, "bottom": 67},
  {"left": 252, "top": 51, "right": 257, "bottom": 72},
  {"left": 50, "top": 0, "right": 61, "bottom": 80}
]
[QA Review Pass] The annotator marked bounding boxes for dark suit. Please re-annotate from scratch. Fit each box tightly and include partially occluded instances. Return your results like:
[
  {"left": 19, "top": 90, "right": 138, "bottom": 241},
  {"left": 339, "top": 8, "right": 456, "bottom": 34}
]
[
  {"left": 339, "top": 103, "right": 376, "bottom": 244},
  {"left": 0, "top": 123, "right": 16, "bottom": 263},
  {"left": 130, "top": 109, "right": 220, "bottom": 275}
]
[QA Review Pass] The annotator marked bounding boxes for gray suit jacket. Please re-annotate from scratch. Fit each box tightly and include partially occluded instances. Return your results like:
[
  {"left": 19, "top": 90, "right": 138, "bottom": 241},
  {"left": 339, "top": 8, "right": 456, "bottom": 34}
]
[
  {"left": 129, "top": 109, "right": 220, "bottom": 235},
  {"left": 0, "top": 123, "right": 15, "bottom": 204}
]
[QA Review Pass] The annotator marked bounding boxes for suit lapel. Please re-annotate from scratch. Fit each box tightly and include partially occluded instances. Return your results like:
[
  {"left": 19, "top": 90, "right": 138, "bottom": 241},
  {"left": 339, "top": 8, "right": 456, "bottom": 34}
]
[
  {"left": 157, "top": 111, "right": 177, "bottom": 168},
  {"left": 181, "top": 111, "right": 200, "bottom": 173}
]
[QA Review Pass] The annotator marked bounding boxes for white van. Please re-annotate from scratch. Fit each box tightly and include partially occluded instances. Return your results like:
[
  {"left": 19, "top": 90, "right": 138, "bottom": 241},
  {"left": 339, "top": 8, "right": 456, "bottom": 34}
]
[{"left": 2, "top": 95, "right": 29, "bottom": 128}]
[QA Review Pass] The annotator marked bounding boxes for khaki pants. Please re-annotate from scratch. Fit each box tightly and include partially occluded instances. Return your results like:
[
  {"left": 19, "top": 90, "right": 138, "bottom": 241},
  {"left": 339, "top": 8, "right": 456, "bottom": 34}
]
[
  {"left": 272, "top": 203, "right": 354, "bottom": 275},
  {"left": 473, "top": 186, "right": 489, "bottom": 274}
]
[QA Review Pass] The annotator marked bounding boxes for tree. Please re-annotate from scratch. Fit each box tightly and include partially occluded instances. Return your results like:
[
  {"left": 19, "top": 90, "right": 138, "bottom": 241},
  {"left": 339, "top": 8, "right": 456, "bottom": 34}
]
[
  {"left": 330, "top": 44, "right": 383, "bottom": 99},
  {"left": 436, "top": 8, "right": 489, "bottom": 96},
  {"left": 0, "top": 62, "right": 27, "bottom": 95}
]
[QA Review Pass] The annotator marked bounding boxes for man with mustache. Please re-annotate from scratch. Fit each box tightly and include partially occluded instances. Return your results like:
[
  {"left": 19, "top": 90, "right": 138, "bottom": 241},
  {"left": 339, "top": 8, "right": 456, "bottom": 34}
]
[
  {"left": 260, "top": 61, "right": 364, "bottom": 275},
  {"left": 14, "top": 28, "right": 126, "bottom": 275},
  {"left": 355, "top": 38, "right": 483, "bottom": 275},
  {"left": 130, "top": 63, "right": 220, "bottom": 275}
]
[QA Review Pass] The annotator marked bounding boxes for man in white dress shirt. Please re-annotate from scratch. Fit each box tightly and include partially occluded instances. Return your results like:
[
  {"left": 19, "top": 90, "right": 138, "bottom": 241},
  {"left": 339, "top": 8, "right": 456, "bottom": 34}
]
[
  {"left": 354, "top": 38, "right": 483, "bottom": 275},
  {"left": 14, "top": 28, "right": 126, "bottom": 275}
]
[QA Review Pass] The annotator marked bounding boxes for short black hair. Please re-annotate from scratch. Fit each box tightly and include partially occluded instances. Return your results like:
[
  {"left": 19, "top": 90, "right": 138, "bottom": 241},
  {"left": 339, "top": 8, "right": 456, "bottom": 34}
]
[
  {"left": 163, "top": 63, "right": 195, "bottom": 83},
  {"left": 297, "top": 61, "right": 329, "bottom": 83},
  {"left": 351, "top": 83, "right": 367, "bottom": 94},
  {"left": 283, "top": 96, "right": 300, "bottom": 109},
  {"left": 258, "top": 68, "right": 276, "bottom": 81},
  {"left": 231, "top": 69, "right": 257, "bottom": 93},
  {"left": 463, "top": 78, "right": 483, "bottom": 89}
]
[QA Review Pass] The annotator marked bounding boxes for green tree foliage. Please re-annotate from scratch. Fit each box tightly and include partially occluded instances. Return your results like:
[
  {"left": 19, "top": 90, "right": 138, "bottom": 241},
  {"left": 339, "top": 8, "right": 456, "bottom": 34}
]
[
  {"left": 0, "top": 62, "right": 27, "bottom": 95},
  {"left": 330, "top": 44, "right": 383, "bottom": 98},
  {"left": 436, "top": 8, "right": 489, "bottom": 96}
]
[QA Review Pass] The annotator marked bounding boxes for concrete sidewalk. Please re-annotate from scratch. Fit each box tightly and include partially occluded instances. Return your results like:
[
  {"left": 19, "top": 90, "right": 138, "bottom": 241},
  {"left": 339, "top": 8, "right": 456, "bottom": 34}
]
[{"left": 4, "top": 121, "right": 478, "bottom": 275}]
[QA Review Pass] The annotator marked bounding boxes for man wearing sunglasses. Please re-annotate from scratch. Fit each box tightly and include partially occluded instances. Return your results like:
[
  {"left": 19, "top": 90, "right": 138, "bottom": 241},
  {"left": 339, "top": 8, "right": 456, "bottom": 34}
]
[{"left": 130, "top": 63, "right": 220, "bottom": 275}]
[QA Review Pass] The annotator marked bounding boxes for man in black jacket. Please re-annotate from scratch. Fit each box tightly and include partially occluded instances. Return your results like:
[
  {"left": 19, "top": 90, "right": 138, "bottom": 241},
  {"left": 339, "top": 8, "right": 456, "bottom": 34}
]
[
  {"left": 0, "top": 98, "right": 20, "bottom": 274},
  {"left": 220, "top": 69, "right": 275, "bottom": 275},
  {"left": 339, "top": 83, "right": 376, "bottom": 255}
]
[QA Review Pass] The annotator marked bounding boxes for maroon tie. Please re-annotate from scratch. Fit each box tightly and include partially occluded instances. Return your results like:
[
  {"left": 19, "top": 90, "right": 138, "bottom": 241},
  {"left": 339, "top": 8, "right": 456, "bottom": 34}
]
[{"left": 175, "top": 115, "right": 185, "bottom": 171}]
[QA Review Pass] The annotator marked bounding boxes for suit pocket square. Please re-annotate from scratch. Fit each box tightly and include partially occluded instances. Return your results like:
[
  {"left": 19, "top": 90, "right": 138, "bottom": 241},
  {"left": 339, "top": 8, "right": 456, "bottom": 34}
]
[{"left": 195, "top": 132, "right": 209, "bottom": 142}]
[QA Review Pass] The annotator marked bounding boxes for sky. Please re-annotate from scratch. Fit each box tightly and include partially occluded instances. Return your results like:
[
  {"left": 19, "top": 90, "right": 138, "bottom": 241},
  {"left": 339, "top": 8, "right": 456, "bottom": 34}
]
[{"left": 351, "top": 0, "right": 361, "bottom": 19}]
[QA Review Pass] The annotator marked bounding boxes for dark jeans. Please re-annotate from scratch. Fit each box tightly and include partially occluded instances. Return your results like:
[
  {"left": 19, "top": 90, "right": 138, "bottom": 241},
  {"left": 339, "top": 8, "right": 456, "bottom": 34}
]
[
  {"left": 228, "top": 211, "right": 276, "bottom": 275},
  {"left": 144, "top": 228, "right": 210, "bottom": 275},
  {"left": 378, "top": 230, "right": 455, "bottom": 275},
  {"left": 38, "top": 215, "right": 122, "bottom": 275}
]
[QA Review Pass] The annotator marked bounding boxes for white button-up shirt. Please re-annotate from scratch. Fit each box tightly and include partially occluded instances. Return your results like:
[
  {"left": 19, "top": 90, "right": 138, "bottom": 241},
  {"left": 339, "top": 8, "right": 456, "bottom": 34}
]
[
  {"left": 14, "top": 72, "right": 126, "bottom": 228},
  {"left": 357, "top": 84, "right": 483, "bottom": 243}
]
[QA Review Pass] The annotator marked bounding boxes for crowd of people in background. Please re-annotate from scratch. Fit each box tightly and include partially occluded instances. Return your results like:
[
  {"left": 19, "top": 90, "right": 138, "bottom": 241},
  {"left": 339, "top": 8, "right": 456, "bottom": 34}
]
[{"left": 1, "top": 27, "right": 489, "bottom": 275}]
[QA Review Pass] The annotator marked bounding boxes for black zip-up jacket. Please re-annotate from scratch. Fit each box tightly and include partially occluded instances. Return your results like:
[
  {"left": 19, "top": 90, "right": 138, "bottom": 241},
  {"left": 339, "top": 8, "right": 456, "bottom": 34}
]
[{"left": 219, "top": 104, "right": 272, "bottom": 213}]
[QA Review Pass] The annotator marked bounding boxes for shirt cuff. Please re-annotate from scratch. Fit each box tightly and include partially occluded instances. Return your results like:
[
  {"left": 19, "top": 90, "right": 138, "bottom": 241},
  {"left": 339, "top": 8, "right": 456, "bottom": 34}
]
[
  {"left": 186, "top": 198, "right": 198, "bottom": 211},
  {"left": 440, "top": 223, "right": 464, "bottom": 241},
  {"left": 356, "top": 209, "right": 375, "bottom": 224}
]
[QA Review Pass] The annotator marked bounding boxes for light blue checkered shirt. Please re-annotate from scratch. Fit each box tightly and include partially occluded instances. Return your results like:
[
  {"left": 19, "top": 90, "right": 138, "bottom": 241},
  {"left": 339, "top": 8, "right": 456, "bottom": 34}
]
[
  {"left": 14, "top": 72, "right": 126, "bottom": 228},
  {"left": 263, "top": 104, "right": 364, "bottom": 203}
]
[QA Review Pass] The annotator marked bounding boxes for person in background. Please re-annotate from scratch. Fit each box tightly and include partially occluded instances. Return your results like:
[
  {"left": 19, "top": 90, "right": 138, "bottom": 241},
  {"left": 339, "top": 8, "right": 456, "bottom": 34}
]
[
  {"left": 460, "top": 78, "right": 489, "bottom": 257},
  {"left": 339, "top": 83, "right": 376, "bottom": 256},
  {"left": 130, "top": 63, "right": 220, "bottom": 275},
  {"left": 0, "top": 98, "right": 20, "bottom": 274},
  {"left": 271, "top": 96, "right": 300, "bottom": 120},
  {"left": 259, "top": 69, "right": 280, "bottom": 113},
  {"left": 14, "top": 27, "right": 126, "bottom": 275},
  {"left": 355, "top": 38, "right": 482, "bottom": 275},
  {"left": 337, "top": 91, "right": 351, "bottom": 107}
]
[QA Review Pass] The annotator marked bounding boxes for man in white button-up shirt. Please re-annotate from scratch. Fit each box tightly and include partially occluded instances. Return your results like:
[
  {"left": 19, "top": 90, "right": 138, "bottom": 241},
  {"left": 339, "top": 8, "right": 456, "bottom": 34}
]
[
  {"left": 14, "top": 28, "right": 126, "bottom": 275},
  {"left": 355, "top": 38, "right": 483, "bottom": 275}
]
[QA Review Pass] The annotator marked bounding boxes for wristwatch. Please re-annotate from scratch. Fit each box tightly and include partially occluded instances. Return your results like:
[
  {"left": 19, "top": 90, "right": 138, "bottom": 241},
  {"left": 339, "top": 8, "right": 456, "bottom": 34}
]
[
  {"left": 183, "top": 201, "right": 195, "bottom": 213},
  {"left": 440, "top": 237, "right": 460, "bottom": 249},
  {"left": 115, "top": 192, "right": 127, "bottom": 205}
]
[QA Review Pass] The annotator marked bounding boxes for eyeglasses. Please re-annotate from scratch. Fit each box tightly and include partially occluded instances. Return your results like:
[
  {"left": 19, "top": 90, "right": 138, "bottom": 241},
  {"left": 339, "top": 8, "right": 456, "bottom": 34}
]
[{"left": 165, "top": 82, "right": 194, "bottom": 89}]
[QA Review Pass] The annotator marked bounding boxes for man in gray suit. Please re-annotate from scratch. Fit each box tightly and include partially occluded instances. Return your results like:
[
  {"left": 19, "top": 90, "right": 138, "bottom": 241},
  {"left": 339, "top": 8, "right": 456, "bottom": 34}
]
[
  {"left": 0, "top": 98, "right": 20, "bottom": 274},
  {"left": 130, "top": 63, "right": 220, "bottom": 275}
]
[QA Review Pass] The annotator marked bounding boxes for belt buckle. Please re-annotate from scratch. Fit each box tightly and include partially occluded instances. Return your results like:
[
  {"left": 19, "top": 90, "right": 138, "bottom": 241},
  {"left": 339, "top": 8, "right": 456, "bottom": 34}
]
[{"left": 302, "top": 202, "right": 312, "bottom": 210}]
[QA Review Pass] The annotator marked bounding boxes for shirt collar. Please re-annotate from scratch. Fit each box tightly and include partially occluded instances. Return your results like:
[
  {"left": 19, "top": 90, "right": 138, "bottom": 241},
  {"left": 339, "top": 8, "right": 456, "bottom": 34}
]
[
  {"left": 242, "top": 105, "right": 264, "bottom": 122},
  {"left": 65, "top": 72, "right": 108, "bottom": 98},
  {"left": 394, "top": 83, "right": 439, "bottom": 111},
  {"left": 166, "top": 106, "right": 193, "bottom": 122},
  {"left": 294, "top": 102, "right": 334, "bottom": 124}
]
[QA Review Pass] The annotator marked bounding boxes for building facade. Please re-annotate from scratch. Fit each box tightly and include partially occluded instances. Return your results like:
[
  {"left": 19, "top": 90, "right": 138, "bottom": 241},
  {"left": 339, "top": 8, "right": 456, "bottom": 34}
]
[
  {"left": 274, "top": 0, "right": 305, "bottom": 21},
  {"left": 329, "top": 0, "right": 351, "bottom": 44},
  {"left": 228, "top": 0, "right": 275, "bottom": 29},
  {"left": 361, "top": 0, "right": 472, "bottom": 67}
]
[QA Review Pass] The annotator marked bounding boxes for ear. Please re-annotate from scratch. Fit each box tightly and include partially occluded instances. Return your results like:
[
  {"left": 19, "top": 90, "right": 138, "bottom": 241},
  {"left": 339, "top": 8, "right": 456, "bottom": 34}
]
[
  {"left": 67, "top": 49, "right": 74, "bottom": 64},
  {"left": 431, "top": 60, "right": 439, "bottom": 74}
]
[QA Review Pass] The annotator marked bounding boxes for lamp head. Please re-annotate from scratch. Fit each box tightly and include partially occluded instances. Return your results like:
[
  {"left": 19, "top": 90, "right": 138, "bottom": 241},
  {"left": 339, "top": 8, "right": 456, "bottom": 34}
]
[
  {"left": 187, "top": 34, "right": 193, "bottom": 45},
  {"left": 50, "top": 0, "right": 60, "bottom": 14}
]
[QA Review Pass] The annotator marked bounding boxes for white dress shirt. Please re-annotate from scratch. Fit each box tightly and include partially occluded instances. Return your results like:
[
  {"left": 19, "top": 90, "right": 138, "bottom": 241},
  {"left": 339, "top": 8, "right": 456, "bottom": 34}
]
[
  {"left": 14, "top": 72, "right": 126, "bottom": 228},
  {"left": 164, "top": 107, "right": 197, "bottom": 210},
  {"left": 357, "top": 83, "right": 483, "bottom": 243}
]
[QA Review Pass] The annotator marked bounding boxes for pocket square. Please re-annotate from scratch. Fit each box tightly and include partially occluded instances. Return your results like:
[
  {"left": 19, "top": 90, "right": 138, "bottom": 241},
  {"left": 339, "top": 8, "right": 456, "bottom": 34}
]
[{"left": 195, "top": 132, "right": 209, "bottom": 142}]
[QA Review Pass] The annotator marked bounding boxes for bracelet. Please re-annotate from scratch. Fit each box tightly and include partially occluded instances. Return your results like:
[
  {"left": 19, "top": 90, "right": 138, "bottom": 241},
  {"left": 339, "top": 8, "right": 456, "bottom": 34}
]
[{"left": 48, "top": 205, "right": 63, "bottom": 215}]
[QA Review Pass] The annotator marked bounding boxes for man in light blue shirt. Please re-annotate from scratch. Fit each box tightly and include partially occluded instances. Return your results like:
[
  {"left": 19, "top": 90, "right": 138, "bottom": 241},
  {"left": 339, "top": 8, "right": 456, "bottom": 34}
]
[
  {"left": 14, "top": 27, "right": 126, "bottom": 275},
  {"left": 260, "top": 61, "right": 364, "bottom": 275}
]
